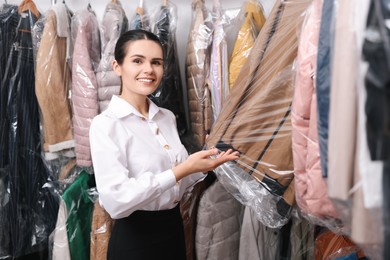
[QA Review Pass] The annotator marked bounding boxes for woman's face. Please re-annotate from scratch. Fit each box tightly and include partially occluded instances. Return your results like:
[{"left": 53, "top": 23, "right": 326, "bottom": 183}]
[{"left": 113, "top": 39, "right": 164, "bottom": 99}]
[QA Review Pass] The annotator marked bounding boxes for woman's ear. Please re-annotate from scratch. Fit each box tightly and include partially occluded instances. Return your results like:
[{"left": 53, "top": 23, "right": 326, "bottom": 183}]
[{"left": 112, "top": 60, "right": 121, "bottom": 76}]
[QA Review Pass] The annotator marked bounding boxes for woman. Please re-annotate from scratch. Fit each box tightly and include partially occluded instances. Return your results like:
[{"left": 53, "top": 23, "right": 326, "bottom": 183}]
[{"left": 89, "top": 29, "right": 239, "bottom": 260}]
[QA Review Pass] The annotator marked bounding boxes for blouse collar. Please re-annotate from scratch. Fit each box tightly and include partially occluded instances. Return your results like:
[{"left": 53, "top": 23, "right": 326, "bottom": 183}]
[{"left": 107, "top": 95, "right": 160, "bottom": 120}]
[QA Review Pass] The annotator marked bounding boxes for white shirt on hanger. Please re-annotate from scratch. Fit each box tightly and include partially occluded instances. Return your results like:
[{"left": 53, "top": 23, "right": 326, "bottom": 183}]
[{"left": 90, "top": 95, "right": 204, "bottom": 219}]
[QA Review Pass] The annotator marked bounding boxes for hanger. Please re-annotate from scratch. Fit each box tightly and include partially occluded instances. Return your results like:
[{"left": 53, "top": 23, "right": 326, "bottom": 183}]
[
  {"left": 87, "top": 0, "right": 92, "bottom": 11},
  {"left": 18, "top": 0, "right": 40, "bottom": 18}
]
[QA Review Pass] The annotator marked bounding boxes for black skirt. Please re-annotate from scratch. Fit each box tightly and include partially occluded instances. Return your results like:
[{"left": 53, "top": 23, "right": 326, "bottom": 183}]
[{"left": 107, "top": 204, "right": 187, "bottom": 260}]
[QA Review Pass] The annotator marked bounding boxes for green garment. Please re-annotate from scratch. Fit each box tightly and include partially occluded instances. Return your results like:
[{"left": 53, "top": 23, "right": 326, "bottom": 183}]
[{"left": 63, "top": 170, "right": 95, "bottom": 260}]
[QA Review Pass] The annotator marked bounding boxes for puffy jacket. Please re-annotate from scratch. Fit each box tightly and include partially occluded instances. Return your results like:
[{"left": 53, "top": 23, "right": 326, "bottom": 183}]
[
  {"left": 71, "top": 8, "right": 101, "bottom": 167},
  {"left": 186, "top": 0, "right": 213, "bottom": 149},
  {"left": 291, "top": 0, "right": 337, "bottom": 219},
  {"left": 96, "top": 2, "right": 128, "bottom": 113}
]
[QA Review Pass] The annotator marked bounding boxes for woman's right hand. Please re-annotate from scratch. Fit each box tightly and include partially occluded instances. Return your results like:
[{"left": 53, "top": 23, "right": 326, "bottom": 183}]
[{"left": 172, "top": 148, "right": 239, "bottom": 182}]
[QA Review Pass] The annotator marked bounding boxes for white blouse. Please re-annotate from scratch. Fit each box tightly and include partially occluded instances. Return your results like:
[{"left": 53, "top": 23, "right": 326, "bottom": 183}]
[{"left": 89, "top": 95, "right": 204, "bottom": 219}]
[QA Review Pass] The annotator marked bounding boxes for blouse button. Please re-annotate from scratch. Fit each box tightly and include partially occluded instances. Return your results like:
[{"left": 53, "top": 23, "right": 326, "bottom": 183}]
[
  {"left": 163, "top": 144, "right": 170, "bottom": 150},
  {"left": 141, "top": 117, "right": 146, "bottom": 121}
]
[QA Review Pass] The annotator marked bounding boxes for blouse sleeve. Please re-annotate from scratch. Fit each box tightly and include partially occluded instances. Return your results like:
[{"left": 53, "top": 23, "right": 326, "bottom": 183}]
[{"left": 89, "top": 116, "right": 177, "bottom": 219}]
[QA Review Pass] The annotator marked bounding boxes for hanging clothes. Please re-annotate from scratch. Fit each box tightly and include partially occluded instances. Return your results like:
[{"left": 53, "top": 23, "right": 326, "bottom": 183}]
[
  {"left": 291, "top": 0, "right": 338, "bottom": 221},
  {"left": 35, "top": 2, "right": 75, "bottom": 158},
  {"left": 90, "top": 200, "right": 115, "bottom": 260},
  {"left": 363, "top": 0, "right": 390, "bottom": 258},
  {"left": 209, "top": 0, "right": 229, "bottom": 122},
  {"left": 63, "top": 171, "right": 95, "bottom": 260},
  {"left": 96, "top": 1, "right": 128, "bottom": 113},
  {"left": 1, "top": 1, "right": 58, "bottom": 258},
  {"left": 185, "top": 0, "right": 213, "bottom": 149},
  {"left": 363, "top": 0, "right": 390, "bottom": 162},
  {"left": 0, "top": 7, "right": 18, "bottom": 258},
  {"left": 129, "top": 1, "right": 149, "bottom": 30},
  {"left": 195, "top": 180, "right": 244, "bottom": 260},
  {"left": 206, "top": 0, "right": 312, "bottom": 228},
  {"left": 328, "top": 0, "right": 383, "bottom": 257},
  {"left": 71, "top": 7, "right": 101, "bottom": 167},
  {"left": 150, "top": 1, "right": 187, "bottom": 138},
  {"left": 315, "top": 0, "right": 334, "bottom": 178},
  {"left": 229, "top": 0, "right": 266, "bottom": 89},
  {"left": 0, "top": 4, "right": 18, "bottom": 179},
  {"left": 239, "top": 206, "right": 282, "bottom": 260},
  {"left": 52, "top": 170, "right": 96, "bottom": 260}
]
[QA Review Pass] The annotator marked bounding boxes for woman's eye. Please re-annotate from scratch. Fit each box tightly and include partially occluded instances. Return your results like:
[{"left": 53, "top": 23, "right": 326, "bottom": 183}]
[
  {"left": 152, "top": 60, "right": 162, "bottom": 66},
  {"left": 133, "top": 59, "right": 142, "bottom": 64}
]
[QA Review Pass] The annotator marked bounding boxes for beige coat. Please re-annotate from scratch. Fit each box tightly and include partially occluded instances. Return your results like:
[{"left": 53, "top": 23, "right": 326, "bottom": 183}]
[{"left": 206, "top": 0, "right": 312, "bottom": 224}]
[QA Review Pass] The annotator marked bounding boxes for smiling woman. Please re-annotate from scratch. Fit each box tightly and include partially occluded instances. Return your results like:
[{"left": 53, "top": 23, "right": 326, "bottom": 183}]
[
  {"left": 112, "top": 31, "right": 164, "bottom": 117},
  {"left": 89, "top": 29, "right": 239, "bottom": 260}
]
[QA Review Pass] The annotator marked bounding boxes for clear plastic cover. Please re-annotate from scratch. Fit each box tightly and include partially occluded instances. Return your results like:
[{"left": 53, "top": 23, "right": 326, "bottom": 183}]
[
  {"left": 89, "top": 200, "right": 115, "bottom": 260},
  {"left": 47, "top": 169, "right": 97, "bottom": 260},
  {"left": 228, "top": 0, "right": 266, "bottom": 89},
  {"left": 325, "top": 0, "right": 385, "bottom": 259},
  {"left": 35, "top": 3, "right": 74, "bottom": 161},
  {"left": 314, "top": 229, "right": 367, "bottom": 260},
  {"left": 205, "top": 0, "right": 313, "bottom": 228},
  {"left": 70, "top": 7, "right": 101, "bottom": 168},
  {"left": 0, "top": 2, "right": 60, "bottom": 258},
  {"left": 96, "top": 1, "right": 128, "bottom": 113},
  {"left": 209, "top": 0, "right": 229, "bottom": 123},
  {"left": 291, "top": 0, "right": 339, "bottom": 230},
  {"left": 149, "top": 1, "right": 187, "bottom": 138},
  {"left": 129, "top": 4, "right": 150, "bottom": 31},
  {"left": 185, "top": 0, "right": 213, "bottom": 150}
]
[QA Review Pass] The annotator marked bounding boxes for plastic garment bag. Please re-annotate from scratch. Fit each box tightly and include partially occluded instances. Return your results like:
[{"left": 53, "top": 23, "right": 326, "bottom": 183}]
[
  {"left": 150, "top": 2, "right": 187, "bottom": 138},
  {"left": 185, "top": 0, "right": 213, "bottom": 150},
  {"left": 229, "top": 0, "right": 266, "bottom": 89},
  {"left": 35, "top": 2, "right": 74, "bottom": 159},
  {"left": 96, "top": 1, "right": 128, "bottom": 113},
  {"left": 0, "top": 1, "right": 59, "bottom": 258},
  {"left": 209, "top": 0, "right": 229, "bottom": 123},
  {"left": 290, "top": 0, "right": 339, "bottom": 228},
  {"left": 205, "top": 0, "right": 312, "bottom": 228},
  {"left": 71, "top": 7, "right": 101, "bottom": 167},
  {"left": 49, "top": 170, "right": 97, "bottom": 260},
  {"left": 129, "top": 0, "right": 149, "bottom": 30}
]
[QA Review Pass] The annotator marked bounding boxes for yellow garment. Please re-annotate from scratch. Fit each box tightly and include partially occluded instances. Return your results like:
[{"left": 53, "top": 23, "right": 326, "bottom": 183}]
[{"left": 229, "top": 1, "right": 266, "bottom": 89}]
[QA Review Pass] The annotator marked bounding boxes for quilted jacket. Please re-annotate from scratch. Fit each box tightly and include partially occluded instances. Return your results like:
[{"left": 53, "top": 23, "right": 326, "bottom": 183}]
[
  {"left": 96, "top": 2, "right": 128, "bottom": 113},
  {"left": 71, "top": 8, "right": 101, "bottom": 167}
]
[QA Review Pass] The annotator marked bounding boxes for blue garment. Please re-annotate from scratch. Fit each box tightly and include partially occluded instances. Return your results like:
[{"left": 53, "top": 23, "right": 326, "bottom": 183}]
[
  {"left": 315, "top": 0, "right": 335, "bottom": 177},
  {"left": 334, "top": 252, "right": 358, "bottom": 260}
]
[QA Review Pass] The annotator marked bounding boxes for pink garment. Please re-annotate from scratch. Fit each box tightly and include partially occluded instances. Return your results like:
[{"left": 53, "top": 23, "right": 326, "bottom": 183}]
[
  {"left": 291, "top": 0, "right": 337, "bottom": 219},
  {"left": 71, "top": 8, "right": 101, "bottom": 167}
]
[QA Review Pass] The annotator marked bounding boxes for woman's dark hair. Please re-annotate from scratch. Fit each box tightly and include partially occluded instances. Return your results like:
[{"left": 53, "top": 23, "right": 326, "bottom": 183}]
[{"left": 114, "top": 29, "right": 164, "bottom": 65}]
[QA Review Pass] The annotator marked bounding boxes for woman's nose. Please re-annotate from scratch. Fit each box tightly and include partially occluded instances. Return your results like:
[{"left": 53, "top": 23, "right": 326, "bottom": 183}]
[{"left": 143, "top": 62, "right": 153, "bottom": 72}]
